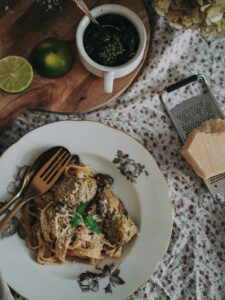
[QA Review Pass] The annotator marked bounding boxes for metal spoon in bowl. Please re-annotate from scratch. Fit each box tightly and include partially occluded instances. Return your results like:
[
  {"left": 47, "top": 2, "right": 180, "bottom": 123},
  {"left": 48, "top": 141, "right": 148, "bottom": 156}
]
[
  {"left": 0, "top": 146, "right": 68, "bottom": 216},
  {"left": 73, "top": 0, "right": 120, "bottom": 32},
  {"left": 73, "top": 0, "right": 99, "bottom": 25}
]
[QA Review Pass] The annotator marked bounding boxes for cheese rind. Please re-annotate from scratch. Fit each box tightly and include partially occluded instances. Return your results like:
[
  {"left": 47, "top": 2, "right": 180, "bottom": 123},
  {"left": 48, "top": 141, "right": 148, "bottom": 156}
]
[{"left": 181, "top": 119, "right": 225, "bottom": 179}]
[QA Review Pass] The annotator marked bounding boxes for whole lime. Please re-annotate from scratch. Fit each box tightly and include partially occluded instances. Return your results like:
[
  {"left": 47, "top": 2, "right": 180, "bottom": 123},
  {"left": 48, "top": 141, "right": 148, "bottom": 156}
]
[{"left": 33, "top": 38, "right": 73, "bottom": 78}]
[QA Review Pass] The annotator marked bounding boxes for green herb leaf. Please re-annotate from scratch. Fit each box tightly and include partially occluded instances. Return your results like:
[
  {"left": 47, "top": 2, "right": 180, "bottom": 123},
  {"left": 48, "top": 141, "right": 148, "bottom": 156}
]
[
  {"left": 84, "top": 216, "right": 101, "bottom": 234},
  {"left": 76, "top": 202, "right": 90, "bottom": 215},
  {"left": 71, "top": 213, "right": 82, "bottom": 228}
]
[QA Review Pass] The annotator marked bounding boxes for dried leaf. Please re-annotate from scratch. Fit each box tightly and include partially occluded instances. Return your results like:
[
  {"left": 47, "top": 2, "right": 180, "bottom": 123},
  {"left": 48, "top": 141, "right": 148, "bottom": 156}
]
[
  {"left": 76, "top": 263, "right": 124, "bottom": 294},
  {"left": 113, "top": 158, "right": 121, "bottom": 164},
  {"left": 104, "top": 283, "right": 112, "bottom": 294},
  {"left": 0, "top": 216, "right": 19, "bottom": 240},
  {"left": 17, "top": 165, "right": 29, "bottom": 180},
  {"left": 117, "top": 150, "right": 123, "bottom": 158},
  {"left": 7, "top": 182, "right": 18, "bottom": 196},
  {"left": 103, "top": 264, "right": 113, "bottom": 275},
  {"left": 90, "top": 279, "right": 99, "bottom": 292},
  {"left": 112, "top": 268, "right": 120, "bottom": 277},
  {"left": 78, "top": 271, "right": 98, "bottom": 281},
  {"left": 79, "top": 284, "right": 91, "bottom": 293},
  {"left": 110, "top": 274, "right": 125, "bottom": 286}
]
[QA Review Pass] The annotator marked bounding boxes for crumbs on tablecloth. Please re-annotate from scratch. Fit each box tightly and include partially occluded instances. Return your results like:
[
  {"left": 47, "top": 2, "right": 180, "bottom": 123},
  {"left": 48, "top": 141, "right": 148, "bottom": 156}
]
[
  {"left": 3, "top": 5, "right": 14, "bottom": 13},
  {"left": 3, "top": 5, "right": 10, "bottom": 11},
  {"left": 3, "top": 0, "right": 63, "bottom": 13},
  {"left": 35, "top": 0, "right": 63, "bottom": 12}
]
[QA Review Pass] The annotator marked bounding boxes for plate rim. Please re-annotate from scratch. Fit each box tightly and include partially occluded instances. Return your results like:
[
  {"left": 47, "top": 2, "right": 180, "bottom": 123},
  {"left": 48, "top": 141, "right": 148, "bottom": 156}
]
[{"left": 0, "top": 120, "right": 173, "bottom": 299}]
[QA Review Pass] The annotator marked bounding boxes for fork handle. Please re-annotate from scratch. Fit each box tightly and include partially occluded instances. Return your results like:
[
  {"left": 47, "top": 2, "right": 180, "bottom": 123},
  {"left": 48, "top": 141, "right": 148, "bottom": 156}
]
[
  {"left": 0, "top": 193, "right": 21, "bottom": 216},
  {"left": 0, "top": 200, "right": 25, "bottom": 232}
]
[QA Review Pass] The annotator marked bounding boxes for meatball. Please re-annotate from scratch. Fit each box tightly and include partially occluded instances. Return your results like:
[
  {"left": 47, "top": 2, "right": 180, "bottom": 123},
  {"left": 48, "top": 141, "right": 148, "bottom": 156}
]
[
  {"left": 96, "top": 188, "right": 127, "bottom": 217},
  {"left": 102, "top": 214, "right": 138, "bottom": 246},
  {"left": 95, "top": 173, "right": 114, "bottom": 188},
  {"left": 53, "top": 177, "right": 97, "bottom": 207}
]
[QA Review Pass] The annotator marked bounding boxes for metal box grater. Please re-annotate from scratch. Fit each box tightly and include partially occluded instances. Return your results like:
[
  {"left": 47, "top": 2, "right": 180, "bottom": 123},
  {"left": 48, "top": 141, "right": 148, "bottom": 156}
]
[{"left": 161, "top": 74, "right": 225, "bottom": 205}]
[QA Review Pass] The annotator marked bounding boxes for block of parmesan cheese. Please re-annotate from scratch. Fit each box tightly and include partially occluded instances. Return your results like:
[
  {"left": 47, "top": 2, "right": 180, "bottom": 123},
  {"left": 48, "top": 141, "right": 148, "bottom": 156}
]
[{"left": 181, "top": 119, "right": 225, "bottom": 179}]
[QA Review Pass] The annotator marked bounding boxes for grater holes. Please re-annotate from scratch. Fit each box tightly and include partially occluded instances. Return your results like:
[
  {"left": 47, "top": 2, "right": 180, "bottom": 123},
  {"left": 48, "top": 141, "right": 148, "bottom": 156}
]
[
  {"left": 172, "top": 97, "right": 220, "bottom": 138},
  {"left": 208, "top": 172, "right": 225, "bottom": 185}
]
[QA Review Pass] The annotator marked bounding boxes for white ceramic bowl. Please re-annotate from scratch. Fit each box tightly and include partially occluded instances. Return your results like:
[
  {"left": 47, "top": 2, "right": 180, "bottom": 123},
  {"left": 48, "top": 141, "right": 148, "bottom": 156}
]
[{"left": 76, "top": 4, "right": 147, "bottom": 93}]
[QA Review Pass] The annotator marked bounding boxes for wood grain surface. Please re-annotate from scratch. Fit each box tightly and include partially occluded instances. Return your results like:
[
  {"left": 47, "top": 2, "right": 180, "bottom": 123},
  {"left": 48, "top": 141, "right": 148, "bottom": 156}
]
[{"left": 0, "top": 0, "right": 150, "bottom": 130}]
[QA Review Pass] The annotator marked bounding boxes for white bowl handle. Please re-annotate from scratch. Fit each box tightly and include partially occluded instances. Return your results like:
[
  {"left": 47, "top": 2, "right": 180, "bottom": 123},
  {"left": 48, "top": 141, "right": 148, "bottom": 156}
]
[{"left": 104, "top": 72, "right": 114, "bottom": 93}]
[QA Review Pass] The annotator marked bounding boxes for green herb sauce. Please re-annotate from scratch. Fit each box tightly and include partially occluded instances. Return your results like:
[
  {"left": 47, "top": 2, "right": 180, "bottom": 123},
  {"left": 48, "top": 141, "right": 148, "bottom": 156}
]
[{"left": 83, "top": 14, "right": 139, "bottom": 67}]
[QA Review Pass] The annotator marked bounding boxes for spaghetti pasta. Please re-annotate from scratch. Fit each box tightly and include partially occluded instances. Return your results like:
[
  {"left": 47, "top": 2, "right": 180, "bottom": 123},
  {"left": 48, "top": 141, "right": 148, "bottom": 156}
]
[{"left": 22, "top": 158, "right": 138, "bottom": 265}]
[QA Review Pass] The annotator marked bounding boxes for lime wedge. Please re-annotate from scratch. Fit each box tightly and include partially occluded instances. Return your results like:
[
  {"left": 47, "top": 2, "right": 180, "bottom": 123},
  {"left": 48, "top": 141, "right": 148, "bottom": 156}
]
[{"left": 0, "top": 56, "right": 33, "bottom": 94}]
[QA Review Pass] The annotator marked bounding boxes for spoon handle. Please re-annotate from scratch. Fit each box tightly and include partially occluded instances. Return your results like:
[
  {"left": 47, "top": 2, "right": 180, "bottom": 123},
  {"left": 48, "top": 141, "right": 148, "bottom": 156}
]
[
  {"left": 73, "top": 0, "right": 99, "bottom": 24},
  {"left": 0, "top": 200, "right": 26, "bottom": 231},
  {"left": 0, "top": 193, "right": 21, "bottom": 216}
]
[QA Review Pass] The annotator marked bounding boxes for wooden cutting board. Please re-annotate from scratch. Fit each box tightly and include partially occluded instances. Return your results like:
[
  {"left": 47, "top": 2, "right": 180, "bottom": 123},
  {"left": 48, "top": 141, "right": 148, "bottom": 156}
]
[{"left": 0, "top": 0, "right": 150, "bottom": 130}]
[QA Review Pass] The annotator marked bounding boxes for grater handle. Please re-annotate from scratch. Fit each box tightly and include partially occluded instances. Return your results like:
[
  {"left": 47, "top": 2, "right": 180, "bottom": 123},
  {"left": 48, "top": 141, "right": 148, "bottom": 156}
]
[{"left": 166, "top": 75, "right": 198, "bottom": 93}]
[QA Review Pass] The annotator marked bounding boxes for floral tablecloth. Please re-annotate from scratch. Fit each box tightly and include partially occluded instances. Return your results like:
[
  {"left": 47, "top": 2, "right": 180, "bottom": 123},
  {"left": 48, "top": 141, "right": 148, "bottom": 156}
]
[{"left": 0, "top": 1, "right": 225, "bottom": 299}]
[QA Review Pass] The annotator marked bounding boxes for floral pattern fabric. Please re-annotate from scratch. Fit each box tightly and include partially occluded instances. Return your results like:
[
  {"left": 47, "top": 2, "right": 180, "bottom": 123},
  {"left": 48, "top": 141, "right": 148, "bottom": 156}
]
[{"left": 0, "top": 1, "right": 225, "bottom": 299}]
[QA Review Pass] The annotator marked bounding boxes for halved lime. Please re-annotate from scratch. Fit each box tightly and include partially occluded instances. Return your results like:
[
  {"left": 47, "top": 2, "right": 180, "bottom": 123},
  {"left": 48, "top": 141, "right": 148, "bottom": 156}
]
[{"left": 0, "top": 56, "right": 33, "bottom": 94}]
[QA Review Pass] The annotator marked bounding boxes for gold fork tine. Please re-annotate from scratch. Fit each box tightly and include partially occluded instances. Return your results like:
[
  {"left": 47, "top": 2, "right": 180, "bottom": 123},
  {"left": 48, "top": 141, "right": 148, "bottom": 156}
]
[
  {"left": 43, "top": 153, "right": 70, "bottom": 182},
  {"left": 45, "top": 154, "right": 71, "bottom": 184},
  {"left": 40, "top": 149, "right": 68, "bottom": 180},
  {"left": 35, "top": 148, "right": 64, "bottom": 178}
]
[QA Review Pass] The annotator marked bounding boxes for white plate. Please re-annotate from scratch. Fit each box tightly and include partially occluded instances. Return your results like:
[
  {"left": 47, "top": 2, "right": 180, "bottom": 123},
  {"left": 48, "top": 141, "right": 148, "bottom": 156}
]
[{"left": 0, "top": 121, "right": 172, "bottom": 300}]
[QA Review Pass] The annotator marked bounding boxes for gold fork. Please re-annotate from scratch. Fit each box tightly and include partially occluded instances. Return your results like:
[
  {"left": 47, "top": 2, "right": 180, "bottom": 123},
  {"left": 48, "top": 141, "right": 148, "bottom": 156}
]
[{"left": 0, "top": 148, "right": 71, "bottom": 231}]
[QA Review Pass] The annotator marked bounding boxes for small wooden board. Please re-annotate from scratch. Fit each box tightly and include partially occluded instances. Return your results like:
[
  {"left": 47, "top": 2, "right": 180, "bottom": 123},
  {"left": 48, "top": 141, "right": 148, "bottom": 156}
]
[{"left": 0, "top": 0, "right": 150, "bottom": 130}]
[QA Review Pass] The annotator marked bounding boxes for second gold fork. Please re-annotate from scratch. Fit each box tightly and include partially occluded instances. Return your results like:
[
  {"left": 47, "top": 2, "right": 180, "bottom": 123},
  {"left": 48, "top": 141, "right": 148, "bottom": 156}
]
[{"left": 0, "top": 147, "right": 71, "bottom": 231}]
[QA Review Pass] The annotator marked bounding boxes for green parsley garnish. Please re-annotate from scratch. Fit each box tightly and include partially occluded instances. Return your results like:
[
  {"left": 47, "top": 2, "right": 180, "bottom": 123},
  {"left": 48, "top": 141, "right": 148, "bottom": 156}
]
[
  {"left": 84, "top": 216, "right": 101, "bottom": 234},
  {"left": 76, "top": 202, "right": 90, "bottom": 215},
  {"left": 71, "top": 213, "right": 82, "bottom": 228},
  {"left": 71, "top": 201, "right": 101, "bottom": 234}
]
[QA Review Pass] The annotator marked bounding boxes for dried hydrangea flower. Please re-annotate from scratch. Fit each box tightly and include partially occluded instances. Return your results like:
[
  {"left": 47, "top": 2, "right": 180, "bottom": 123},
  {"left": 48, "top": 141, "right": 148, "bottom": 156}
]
[{"left": 152, "top": 0, "right": 225, "bottom": 36}]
